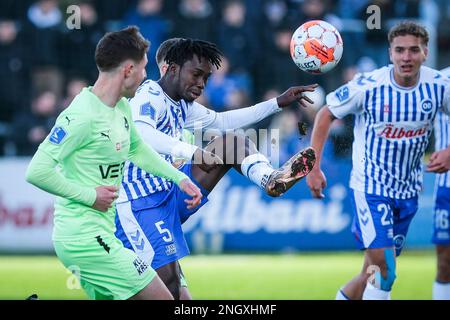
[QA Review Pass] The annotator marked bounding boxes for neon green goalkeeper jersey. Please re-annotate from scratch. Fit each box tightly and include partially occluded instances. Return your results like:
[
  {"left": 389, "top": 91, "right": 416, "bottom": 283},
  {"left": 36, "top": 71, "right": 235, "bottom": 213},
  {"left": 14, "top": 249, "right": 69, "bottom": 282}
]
[{"left": 26, "top": 87, "right": 187, "bottom": 241}]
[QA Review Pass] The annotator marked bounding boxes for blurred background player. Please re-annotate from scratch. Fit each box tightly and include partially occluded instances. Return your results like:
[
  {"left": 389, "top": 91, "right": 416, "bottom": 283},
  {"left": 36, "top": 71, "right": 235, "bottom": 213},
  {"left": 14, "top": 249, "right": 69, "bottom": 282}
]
[
  {"left": 114, "top": 38, "right": 318, "bottom": 299},
  {"left": 429, "top": 66, "right": 450, "bottom": 300},
  {"left": 306, "top": 21, "right": 450, "bottom": 300},
  {"left": 25, "top": 26, "right": 203, "bottom": 300}
]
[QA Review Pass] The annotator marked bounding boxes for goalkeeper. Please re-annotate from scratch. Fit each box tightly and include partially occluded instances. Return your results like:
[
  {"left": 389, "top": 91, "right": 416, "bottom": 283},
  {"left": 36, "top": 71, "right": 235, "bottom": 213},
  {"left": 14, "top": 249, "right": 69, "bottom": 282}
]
[{"left": 25, "top": 26, "right": 202, "bottom": 300}]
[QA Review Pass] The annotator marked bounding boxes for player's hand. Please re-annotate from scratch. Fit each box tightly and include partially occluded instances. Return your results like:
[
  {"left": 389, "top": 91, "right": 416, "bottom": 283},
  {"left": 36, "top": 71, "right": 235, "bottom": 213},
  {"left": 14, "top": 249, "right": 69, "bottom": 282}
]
[
  {"left": 179, "top": 178, "right": 203, "bottom": 210},
  {"left": 276, "top": 84, "right": 319, "bottom": 108},
  {"left": 93, "top": 185, "right": 118, "bottom": 212},
  {"left": 193, "top": 148, "right": 224, "bottom": 173},
  {"left": 426, "top": 148, "right": 450, "bottom": 173},
  {"left": 306, "top": 168, "right": 326, "bottom": 199}
]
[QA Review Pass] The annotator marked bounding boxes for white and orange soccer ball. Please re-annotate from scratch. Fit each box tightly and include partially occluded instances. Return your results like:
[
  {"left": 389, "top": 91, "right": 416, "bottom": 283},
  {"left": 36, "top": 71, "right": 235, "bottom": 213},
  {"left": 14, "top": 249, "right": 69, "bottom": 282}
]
[{"left": 290, "top": 20, "right": 343, "bottom": 74}]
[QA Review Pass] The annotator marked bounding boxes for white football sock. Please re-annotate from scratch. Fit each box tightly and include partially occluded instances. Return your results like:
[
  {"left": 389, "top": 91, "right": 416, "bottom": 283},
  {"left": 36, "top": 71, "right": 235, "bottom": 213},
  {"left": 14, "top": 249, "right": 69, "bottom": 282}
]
[
  {"left": 433, "top": 281, "right": 450, "bottom": 300},
  {"left": 362, "top": 282, "right": 391, "bottom": 300},
  {"left": 241, "top": 153, "right": 274, "bottom": 189},
  {"left": 335, "top": 289, "right": 350, "bottom": 300}
]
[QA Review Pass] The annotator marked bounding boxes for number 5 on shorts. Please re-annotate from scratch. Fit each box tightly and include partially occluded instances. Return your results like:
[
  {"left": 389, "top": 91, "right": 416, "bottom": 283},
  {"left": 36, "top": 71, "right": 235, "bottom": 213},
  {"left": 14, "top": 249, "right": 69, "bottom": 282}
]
[{"left": 155, "top": 220, "right": 173, "bottom": 242}]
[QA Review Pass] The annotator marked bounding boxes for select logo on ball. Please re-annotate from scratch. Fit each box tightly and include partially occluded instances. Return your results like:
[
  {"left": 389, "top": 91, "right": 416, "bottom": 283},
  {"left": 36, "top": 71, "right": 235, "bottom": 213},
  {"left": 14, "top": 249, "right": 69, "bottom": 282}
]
[{"left": 290, "top": 20, "right": 343, "bottom": 74}]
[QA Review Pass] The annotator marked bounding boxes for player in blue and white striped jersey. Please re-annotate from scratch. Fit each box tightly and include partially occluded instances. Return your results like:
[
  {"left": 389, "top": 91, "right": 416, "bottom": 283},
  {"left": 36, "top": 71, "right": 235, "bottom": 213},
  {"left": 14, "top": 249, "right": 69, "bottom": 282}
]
[
  {"left": 307, "top": 21, "right": 450, "bottom": 300},
  {"left": 429, "top": 66, "right": 450, "bottom": 299},
  {"left": 114, "top": 38, "right": 318, "bottom": 299}
]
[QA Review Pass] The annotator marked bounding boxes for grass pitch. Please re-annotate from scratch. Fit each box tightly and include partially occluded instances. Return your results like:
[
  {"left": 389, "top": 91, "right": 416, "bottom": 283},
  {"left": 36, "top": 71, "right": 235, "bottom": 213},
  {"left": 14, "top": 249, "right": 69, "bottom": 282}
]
[{"left": 0, "top": 250, "right": 435, "bottom": 300}]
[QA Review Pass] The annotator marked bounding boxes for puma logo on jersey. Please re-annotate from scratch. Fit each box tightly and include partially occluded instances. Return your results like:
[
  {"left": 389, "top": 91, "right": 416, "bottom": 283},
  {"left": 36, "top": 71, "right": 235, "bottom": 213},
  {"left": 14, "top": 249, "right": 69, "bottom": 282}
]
[
  {"left": 65, "top": 116, "right": 74, "bottom": 125},
  {"left": 100, "top": 131, "right": 111, "bottom": 140}
]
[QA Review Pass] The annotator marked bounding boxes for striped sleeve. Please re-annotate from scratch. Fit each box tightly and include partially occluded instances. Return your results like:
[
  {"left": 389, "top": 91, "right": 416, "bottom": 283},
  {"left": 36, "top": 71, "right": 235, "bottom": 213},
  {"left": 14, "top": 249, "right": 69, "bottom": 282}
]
[
  {"left": 129, "top": 81, "right": 165, "bottom": 128},
  {"left": 327, "top": 73, "right": 367, "bottom": 119}
]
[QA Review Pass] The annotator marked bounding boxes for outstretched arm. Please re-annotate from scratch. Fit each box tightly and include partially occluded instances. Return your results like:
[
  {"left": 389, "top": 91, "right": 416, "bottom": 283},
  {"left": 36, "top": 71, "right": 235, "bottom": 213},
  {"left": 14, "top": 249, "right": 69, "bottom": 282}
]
[
  {"left": 306, "top": 105, "right": 336, "bottom": 198},
  {"left": 185, "top": 85, "right": 318, "bottom": 131}
]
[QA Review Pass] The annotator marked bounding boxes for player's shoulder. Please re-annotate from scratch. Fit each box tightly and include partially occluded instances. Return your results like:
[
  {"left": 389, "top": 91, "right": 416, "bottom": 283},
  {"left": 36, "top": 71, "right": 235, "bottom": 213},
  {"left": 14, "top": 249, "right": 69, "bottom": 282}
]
[
  {"left": 328, "top": 67, "right": 386, "bottom": 104},
  {"left": 60, "top": 87, "right": 94, "bottom": 117},
  {"left": 440, "top": 66, "right": 450, "bottom": 77},
  {"left": 130, "top": 79, "right": 165, "bottom": 108},
  {"left": 49, "top": 88, "right": 93, "bottom": 138},
  {"left": 420, "top": 65, "right": 450, "bottom": 83},
  {"left": 349, "top": 66, "right": 389, "bottom": 89},
  {"left": 136, "top": 79, "right": 162, "bottom": 93}
]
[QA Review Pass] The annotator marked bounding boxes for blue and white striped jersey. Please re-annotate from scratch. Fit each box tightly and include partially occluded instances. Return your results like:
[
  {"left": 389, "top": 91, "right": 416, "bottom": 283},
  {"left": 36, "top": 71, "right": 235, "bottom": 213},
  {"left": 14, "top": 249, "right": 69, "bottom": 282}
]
[
  {"left": 434, "top": 67, "right": 450, "bottom": 188},
  {"left": 118, "top": 80, "right": 220, "bottom": 202},
  {"left": 327, "top": 65, "right": 450, "bottom": 199},
  {"left": 119, "top": 80, "right": 198, "bottom": 202}
]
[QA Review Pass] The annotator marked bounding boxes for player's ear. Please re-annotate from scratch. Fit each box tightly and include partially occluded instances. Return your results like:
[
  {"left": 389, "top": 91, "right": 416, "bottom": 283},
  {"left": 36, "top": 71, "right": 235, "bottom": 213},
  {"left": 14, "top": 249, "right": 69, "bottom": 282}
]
[
  {"left": 122, "top": 60, "right": 134, "bottom": 78},
  {"left": 160, "top": 64, "right": 168, "bottom": 76},
  {"left": 388, "top": 46, "right": 393, "bottom": 63},
  {"left": 422, "top": 45, "right": 428, "bottom": 60},
  {"left": 167, "top": 63, "right": 178, "bottom": 75}
]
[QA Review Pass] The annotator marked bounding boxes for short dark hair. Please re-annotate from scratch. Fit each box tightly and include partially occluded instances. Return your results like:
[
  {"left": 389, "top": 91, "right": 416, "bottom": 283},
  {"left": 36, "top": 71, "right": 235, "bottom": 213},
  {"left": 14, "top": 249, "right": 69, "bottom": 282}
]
[
  {"left": 164, "top": 39, "right": 223, "bottom": 70},
  {"left": 388, "top": 21, "right": 429, "bottom": 45},
  {"left": 156, "top": 38, "right": 182, "bottom": 66},
  {"left": 95, "top": 26, "right": 150, "bottom": 72}
]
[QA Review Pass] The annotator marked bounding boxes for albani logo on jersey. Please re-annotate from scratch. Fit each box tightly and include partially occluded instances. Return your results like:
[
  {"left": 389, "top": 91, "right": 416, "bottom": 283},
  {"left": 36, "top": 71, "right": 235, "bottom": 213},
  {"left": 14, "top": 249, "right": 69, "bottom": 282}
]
[{"left": 377, "top": 123, "right": 429, "bottom": 139}]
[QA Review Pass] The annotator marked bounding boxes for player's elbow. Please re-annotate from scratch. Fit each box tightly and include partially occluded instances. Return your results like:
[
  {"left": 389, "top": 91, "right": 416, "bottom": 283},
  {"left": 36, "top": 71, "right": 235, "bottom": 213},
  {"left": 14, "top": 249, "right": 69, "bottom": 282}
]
[
  {"left": 317, "top": 105, "right": 335, "bottom": 121},
  {"left": 25, "top": 158, "right": 45, "bottom": 188},
  {"left": 25, "top": 164, "right": 38, "bottom": 186},
  {"left": 314, "top": 105, "right": 335, "bottom": 127}
]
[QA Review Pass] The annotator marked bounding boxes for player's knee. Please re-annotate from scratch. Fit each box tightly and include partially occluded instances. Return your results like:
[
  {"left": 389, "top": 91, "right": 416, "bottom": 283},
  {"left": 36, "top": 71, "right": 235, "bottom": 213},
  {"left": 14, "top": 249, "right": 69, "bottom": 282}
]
[
  {"left": 159, "top": 273, "right": 180, "bottom": 299},
  {"left": 167, "top": 269, "right": 182, "bottom": 299},
  {"left": 376, "top": 249, "right": 397, "bottom": 291}
]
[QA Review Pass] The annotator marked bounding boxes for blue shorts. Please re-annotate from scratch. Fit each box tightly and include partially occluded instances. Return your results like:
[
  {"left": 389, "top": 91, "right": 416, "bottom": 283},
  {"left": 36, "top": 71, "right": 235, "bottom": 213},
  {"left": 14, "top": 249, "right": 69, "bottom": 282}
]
[
  {"left": 432, "top": 186, "right": 450, "bottom": 245},
  {"left": 350, "top": 190, "right": 418, "bottom": 256},
  {"left": 114, "top": 162, "right": 209, "bottom": 269}
]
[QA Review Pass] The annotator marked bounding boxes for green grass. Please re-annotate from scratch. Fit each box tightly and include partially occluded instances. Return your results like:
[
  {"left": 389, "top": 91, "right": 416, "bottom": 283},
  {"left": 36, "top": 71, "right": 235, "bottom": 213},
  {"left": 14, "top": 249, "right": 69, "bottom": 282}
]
[{"left": 0, "top": 251, "right": 436, "bottom": 300}]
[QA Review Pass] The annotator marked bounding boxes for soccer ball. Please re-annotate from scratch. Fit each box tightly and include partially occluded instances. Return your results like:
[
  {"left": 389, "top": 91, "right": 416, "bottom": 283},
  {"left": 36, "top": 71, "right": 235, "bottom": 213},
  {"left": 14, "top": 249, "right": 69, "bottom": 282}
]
[{"left": 290, "top": 20, "right": 343, "bottom": 74}]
